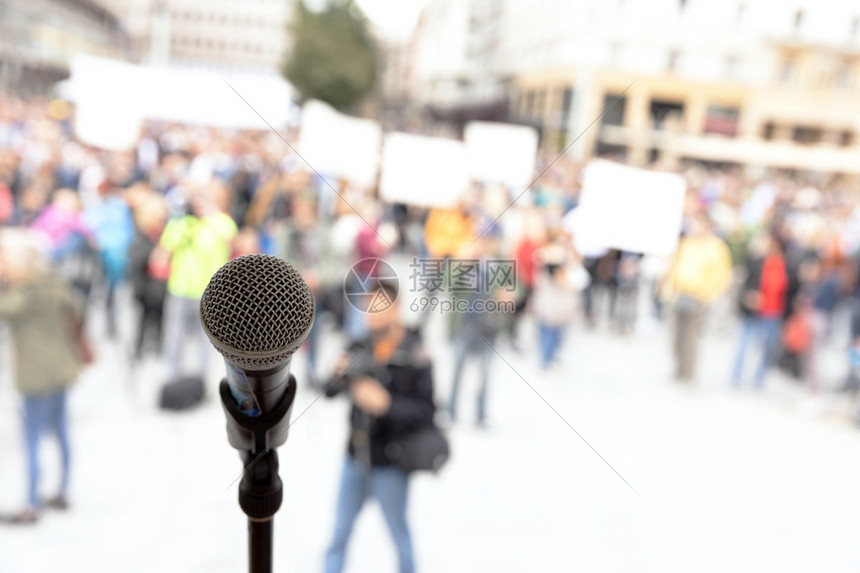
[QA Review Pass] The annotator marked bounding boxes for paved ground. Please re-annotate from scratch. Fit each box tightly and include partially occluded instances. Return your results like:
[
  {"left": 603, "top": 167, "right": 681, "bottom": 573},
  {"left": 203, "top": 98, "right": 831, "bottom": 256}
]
[{"left": 1, "top": 287, "right": 860, "bottom": 573}]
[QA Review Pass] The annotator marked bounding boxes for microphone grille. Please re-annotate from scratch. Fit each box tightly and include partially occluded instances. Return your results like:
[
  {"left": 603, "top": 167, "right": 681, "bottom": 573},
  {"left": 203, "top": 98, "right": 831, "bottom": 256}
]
[{"left": 200, "top": 254, "right": 315, "bottom": 370}]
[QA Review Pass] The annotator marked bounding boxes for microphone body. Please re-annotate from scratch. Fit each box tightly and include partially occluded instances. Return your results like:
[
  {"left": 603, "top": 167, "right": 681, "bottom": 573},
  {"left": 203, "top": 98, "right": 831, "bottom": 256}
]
[
  {"left": 200, "top": 254, "right": 315, "bottom": 452},
  {"left": 223, "top": 361, "right": 291, "bottom": 417}
]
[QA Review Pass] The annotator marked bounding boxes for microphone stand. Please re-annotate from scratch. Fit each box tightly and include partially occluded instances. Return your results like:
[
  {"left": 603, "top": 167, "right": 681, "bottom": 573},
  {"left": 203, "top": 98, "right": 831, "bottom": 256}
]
[
  {"left": 219, "top": 376, "right": 298, "bottom": 573},
  {"left": 242, "top": 449, "right": 279, "bottom": 573}
]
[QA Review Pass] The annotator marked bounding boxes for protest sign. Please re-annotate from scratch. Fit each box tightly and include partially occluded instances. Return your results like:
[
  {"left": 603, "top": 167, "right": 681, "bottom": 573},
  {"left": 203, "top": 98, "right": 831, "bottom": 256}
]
[
  {"left": 379, "top": 133, "right": 469, "bottom": 208},
  {"left": 464, "top": 121, "right": 538, "bottom": 189},
  {"left": 574, "top": 159, "right": 685, "bottom": 256},
  {"left": 299, "top": 100, "right": 382, "bottom": 188}
]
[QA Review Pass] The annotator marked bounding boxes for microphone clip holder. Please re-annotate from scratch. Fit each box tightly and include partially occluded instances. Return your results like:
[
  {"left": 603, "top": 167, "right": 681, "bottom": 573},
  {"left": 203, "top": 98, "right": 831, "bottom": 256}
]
[
  {"left": 219, "top": 376, "right": 297, "bottom": 573},
  {"left": 219, "top": 375, "right": 297, "bottom": 454}
]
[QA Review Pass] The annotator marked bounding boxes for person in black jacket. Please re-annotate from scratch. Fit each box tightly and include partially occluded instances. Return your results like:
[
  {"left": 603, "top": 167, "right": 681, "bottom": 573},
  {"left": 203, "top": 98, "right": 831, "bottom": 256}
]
[
  {"left": 128, "top": 195, "right": 168, "bottom": 360},
  {"left": 324, "top": 282, "right": 434, "bottom": 573}
]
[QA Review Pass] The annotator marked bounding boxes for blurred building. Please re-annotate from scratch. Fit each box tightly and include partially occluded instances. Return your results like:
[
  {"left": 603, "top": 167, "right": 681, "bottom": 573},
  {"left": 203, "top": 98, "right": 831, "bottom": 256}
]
[
  {"left": 410, "top": 0, "right": 508, "bottom": 123},
  {"left": 411, "top": 0, "right": 860, "bottom": 176},
  {"left": 375, "top": 34, "right": 413, "bottom": 128},
  {"left": 93, "top": 0, "right": 294, "bottom": 73},
  {"left": 0, "top": 0, "right": 129, "bottom": 94}
]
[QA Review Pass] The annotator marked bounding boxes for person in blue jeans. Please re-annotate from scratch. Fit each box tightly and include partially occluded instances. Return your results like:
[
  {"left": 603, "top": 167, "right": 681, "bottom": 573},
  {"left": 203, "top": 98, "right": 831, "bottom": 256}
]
[
  {"left": 538, "top": 324, "right": 564, "bottom": 368},
  {"left": 327, "top": 455, "right": 413, "bottom": 573},
  {"left": 0, "top": 230, "right": 86, "bottom": 524},
  {"left": 448, "top": 325, "right": 495, "bottom": 424},
  {"left": 532, "top": 263, "right": 577, "bottom": 369},
  {"left": 22, "top": 390, "right": 71, "bottom": 508},
  {"left": 324, "top": 282, "right": 434, "bottom": 573},
  {"left": 446, "top": 234, "right": 507, "bottom": 425},
  {"left": 731, "top": 234, "right": 788, "bottom": 388},
  {"left": 732, "top": 315, "right": 783, "bottom": 387}
]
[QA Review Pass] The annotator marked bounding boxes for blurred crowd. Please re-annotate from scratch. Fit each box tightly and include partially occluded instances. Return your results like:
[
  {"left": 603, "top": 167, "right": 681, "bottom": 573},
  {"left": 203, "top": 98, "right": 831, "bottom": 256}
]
[{"left": 3, "top": 92, "right": 860, "bottom": 568}]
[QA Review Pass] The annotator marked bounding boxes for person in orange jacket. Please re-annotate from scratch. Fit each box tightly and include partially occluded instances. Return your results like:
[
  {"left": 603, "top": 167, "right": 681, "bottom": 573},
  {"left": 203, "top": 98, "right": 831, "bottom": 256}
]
[{"left": 423, "top": 192, "right": 478, "bottom": 260}]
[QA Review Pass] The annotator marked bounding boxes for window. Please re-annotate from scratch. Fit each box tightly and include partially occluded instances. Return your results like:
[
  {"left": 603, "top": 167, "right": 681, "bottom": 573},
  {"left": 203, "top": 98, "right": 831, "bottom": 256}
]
[
  {"left": 736, "top": 2, "right": 745, "bottom": 25},
  {"left": 852, "top": 17, "right": 859, "bottom": 39},
  {"left": 650, "top": 99, "right": 685, "bottom": 130},
  {"left": 600, "top": 93, "right": 627, "bottom": 126},
  {"left": 561, "top": 88, "right": 573, "bottom": 118},
  {"left": 703, "top": 105, "right": 739, "bottom": 136},
  {"left": 840, "top": 130, "right": 853, "bottom": 146},
  {"left": 762, "top": 122, "right": 775, "bottom": 140},
  {"left": 793, "top": 126, "right": 821, "bottom": 144}
]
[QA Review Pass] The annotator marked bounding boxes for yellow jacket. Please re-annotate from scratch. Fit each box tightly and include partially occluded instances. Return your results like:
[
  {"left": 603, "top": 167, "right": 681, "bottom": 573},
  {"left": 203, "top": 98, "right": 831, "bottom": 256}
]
[{"left": 666, "top": 234, "right": 733, "bottom": 304}]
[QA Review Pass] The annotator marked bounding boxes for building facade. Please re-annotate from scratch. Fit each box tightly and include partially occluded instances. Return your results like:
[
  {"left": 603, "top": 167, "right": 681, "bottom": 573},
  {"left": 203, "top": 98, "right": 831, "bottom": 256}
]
[
  {"left": 93, "top": 0, "right": 294, "bottom": 73},
  {"left": 0, "top": 0, "right": 129, "bottom": 93},
  {"left": 412, "top": 0, "right": 860, "bottom": 175},
  {"left": 410, "top": 0, "right": 508, "bottom": 120}
]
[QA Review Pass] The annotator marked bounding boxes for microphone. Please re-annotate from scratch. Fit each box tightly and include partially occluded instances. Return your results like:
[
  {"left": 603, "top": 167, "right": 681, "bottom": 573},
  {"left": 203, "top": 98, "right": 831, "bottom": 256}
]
[
  {"left": 200, "top": 253, "right": 315, "bottom": 451},
  {"left": 200, "top": 254, "right": 315, "bottom": 573}
]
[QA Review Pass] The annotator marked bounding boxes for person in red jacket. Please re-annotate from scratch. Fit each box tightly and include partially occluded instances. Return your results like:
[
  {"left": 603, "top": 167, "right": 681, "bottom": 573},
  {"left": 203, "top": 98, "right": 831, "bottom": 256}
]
[{"left": 731, "top": 233, "right": 789, "bottom": 389}]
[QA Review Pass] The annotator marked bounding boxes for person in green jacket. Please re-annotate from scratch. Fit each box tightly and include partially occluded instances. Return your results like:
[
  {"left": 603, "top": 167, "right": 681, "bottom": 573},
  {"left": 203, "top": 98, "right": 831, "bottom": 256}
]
[
  {"left": 0, "top": 230, "right": 86, "bottom": 524},
  {"left": 152, "top": 187, "right": 237, "bottom": 381}
]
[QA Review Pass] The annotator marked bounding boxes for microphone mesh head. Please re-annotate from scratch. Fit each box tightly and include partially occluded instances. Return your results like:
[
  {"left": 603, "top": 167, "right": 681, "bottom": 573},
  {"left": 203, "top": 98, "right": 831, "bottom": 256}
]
[{"left": 200, "top": 254, "right": 315, "bottom": 370}]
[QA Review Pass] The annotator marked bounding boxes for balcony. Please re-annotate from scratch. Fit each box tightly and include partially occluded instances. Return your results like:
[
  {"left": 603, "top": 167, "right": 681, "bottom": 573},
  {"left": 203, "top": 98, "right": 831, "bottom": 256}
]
[{"left": 597, "top": 124, "right": 860, "bottom": 173}]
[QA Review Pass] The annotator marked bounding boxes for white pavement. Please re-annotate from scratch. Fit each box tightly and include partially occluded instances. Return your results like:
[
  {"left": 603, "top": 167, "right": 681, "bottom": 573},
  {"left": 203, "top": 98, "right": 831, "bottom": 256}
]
[{"left": 1, "top": 291, "right": 860, "bottom": 573}]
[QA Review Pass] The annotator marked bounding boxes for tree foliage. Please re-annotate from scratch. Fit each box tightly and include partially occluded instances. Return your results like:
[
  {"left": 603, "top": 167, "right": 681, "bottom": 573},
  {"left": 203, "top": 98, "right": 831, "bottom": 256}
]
[{"left": 284, "top": 0, "right": 378, "bottom": 110}]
